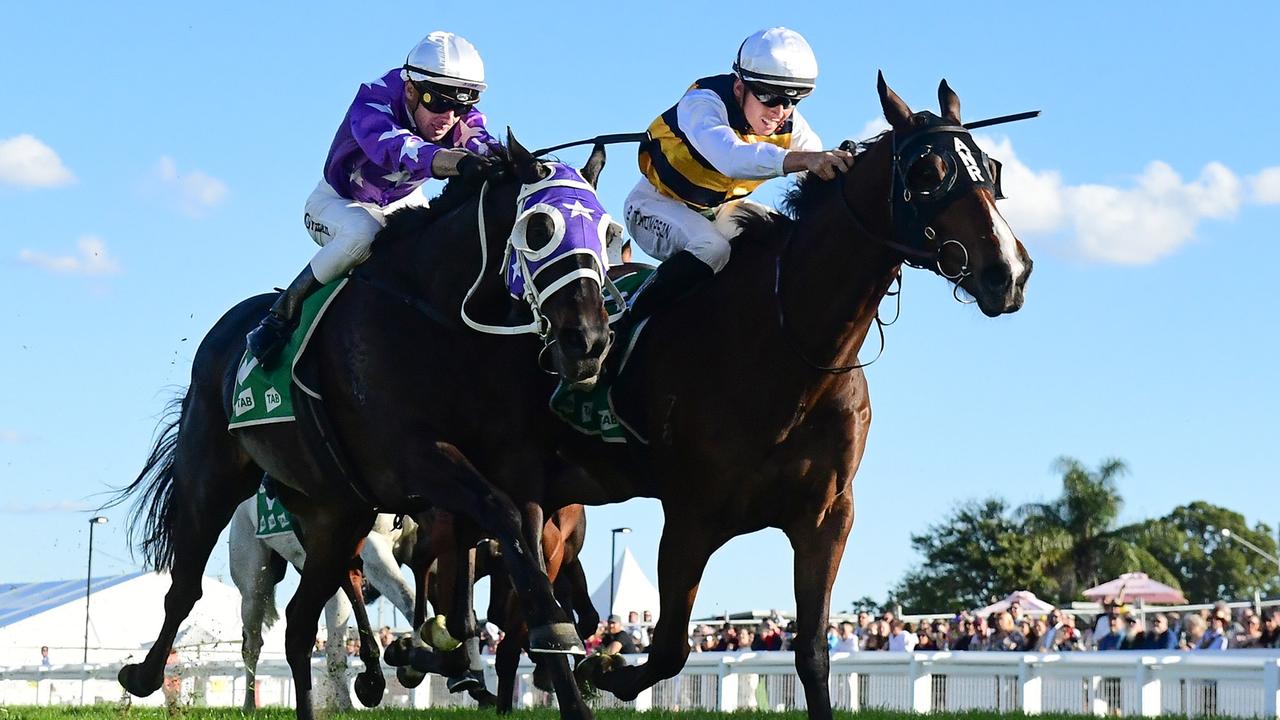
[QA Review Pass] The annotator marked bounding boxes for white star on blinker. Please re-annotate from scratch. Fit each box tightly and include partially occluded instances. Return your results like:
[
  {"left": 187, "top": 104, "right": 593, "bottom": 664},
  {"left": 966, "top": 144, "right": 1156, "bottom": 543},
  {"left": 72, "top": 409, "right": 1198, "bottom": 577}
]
[{"left": 562, "top": 199, "right": 595, "bottom": 220}]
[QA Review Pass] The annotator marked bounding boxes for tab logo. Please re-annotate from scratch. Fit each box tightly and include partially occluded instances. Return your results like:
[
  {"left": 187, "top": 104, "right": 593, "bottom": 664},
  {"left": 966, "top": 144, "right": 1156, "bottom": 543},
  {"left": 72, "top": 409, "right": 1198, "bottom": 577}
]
[
  {"left": 235, "top": 388, "right": 255, "bottom": 416},
  {"left": 264, "top": 387, "right": 282, "bottom": 413}
]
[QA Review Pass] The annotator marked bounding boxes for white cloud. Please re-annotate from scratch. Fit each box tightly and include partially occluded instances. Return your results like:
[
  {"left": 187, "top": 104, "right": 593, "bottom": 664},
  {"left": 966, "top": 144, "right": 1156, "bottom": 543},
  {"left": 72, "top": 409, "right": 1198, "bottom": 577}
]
[
  {"left": 18, "top": 235, "right": 121, "bottom": 276},
  {"left": 1250, "top": 167, "right": 1280, "bottom": 205},
  {"left": 154, "top": 155, "right": 228, "bottom": 216},
  {"left": 0, "top": 429, "right": 23, "bottom": 444},
  {"left": 0, "top": 134, "right": 76, "bottom": 188},
  {"left": 974, "top": 135, "right": 1268, "bottom": 265}
]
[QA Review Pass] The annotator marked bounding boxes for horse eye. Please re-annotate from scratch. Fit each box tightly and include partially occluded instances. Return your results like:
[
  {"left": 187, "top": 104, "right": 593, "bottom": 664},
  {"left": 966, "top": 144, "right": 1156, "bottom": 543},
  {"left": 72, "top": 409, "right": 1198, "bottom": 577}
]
[
  {"left": 906, "top": 154, "right": 946, "bottom": 192},
  {"left": 525, "top": 213, "right": 555, "bottom": 251}
]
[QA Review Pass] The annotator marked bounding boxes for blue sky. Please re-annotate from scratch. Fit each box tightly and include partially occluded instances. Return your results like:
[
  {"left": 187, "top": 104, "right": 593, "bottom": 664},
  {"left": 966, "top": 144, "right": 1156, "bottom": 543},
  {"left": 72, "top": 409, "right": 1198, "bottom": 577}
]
[{"left": 2, "top": 1, "right": 1278, "bottom": 623}]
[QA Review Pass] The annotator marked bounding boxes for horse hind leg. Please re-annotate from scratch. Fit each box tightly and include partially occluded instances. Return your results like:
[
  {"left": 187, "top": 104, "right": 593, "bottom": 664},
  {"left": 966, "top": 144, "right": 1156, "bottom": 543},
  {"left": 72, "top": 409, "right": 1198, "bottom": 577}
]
[
  {"left": 341, "top": 547, "right": 389, "bottom": 708},
  {"left": 229, "top": 502, "right": 285, "bottom": 713},
  {"left": 118, "top": 392, "right": 259, "bottom": 698}
]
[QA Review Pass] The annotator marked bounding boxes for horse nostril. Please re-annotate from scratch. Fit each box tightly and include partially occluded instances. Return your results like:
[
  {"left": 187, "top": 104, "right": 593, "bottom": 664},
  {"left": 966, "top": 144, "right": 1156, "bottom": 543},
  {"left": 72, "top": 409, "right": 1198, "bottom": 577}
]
[{"left": 982, "top": 264, "right": 1012, "bottom": 293}]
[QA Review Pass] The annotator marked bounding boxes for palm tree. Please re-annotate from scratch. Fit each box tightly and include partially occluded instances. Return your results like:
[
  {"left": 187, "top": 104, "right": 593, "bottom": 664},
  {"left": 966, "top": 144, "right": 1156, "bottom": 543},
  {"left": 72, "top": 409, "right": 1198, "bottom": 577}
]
[{"left": 1018, "top": 457, "right": 1178, "bottom": 602}]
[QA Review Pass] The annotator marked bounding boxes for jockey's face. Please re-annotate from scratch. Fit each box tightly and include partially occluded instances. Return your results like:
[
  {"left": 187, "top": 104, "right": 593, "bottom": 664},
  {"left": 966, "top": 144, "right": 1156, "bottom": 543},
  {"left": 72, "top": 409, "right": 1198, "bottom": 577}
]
[
  {"left": 405, "top": 84, "right": 461, "bottom": 142},
  {"left": 734, "top": 77, "right": 795, "bottom": 136}
]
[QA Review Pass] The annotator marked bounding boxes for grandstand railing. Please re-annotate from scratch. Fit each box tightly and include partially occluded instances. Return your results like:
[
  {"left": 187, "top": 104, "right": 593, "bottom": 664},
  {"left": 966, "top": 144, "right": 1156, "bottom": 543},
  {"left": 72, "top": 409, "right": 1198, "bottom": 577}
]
[{"left": 4, "top": 650, "right": 1279, "bottom": 717}]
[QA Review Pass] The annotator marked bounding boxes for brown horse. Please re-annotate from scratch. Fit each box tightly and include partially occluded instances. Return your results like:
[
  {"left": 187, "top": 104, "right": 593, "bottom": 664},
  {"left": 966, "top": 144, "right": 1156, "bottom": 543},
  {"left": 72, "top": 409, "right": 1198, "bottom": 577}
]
[
  {"left": 108, "top": 135, "right": 613, "bottom": 720},
  {"left": 546, "top": 75, "right": 1034, "bottom": 719}
]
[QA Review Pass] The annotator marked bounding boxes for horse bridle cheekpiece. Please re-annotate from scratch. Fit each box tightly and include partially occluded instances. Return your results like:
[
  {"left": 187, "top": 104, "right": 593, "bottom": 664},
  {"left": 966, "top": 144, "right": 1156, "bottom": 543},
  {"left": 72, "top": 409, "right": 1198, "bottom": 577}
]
[{"left": 462, "top": 162, "right": 626, "bottom": 338}]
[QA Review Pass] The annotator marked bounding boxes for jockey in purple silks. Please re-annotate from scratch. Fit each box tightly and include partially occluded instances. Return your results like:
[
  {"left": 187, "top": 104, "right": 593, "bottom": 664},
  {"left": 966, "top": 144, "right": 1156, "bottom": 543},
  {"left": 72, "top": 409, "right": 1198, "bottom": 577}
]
[{"left": 247, "top": 31, "right": 503, "bottom": 366}]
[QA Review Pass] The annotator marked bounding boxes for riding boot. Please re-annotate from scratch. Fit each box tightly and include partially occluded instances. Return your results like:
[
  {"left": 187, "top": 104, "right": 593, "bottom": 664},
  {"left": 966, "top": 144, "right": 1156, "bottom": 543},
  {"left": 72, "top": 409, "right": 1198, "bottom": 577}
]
[
  {"left": 604, "top": 251, "right": 714, "bottom": 382},
  {"left": 245, "top": 265, "right": 321, "bottom": 368},
  {"left": 616, "top": 250, "right": 714, "bottom": 338}
]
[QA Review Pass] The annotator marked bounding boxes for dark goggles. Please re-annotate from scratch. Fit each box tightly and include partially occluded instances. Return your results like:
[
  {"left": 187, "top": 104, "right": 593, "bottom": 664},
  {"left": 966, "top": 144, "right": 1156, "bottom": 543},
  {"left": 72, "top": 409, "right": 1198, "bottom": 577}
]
[
  {"left": 744, "top": 80, "right": 809, "bottom": 108},
  {"left": 412, "top": 80, "right": 478, "bottom": 114}
]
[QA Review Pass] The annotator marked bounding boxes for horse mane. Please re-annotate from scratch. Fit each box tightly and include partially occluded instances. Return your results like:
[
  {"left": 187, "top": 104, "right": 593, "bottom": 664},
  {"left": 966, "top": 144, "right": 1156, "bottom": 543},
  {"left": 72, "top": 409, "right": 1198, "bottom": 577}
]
[
  {"left": 732, "top": 131, "right": 890, "bottom": 245},
  {"left": 373, "top": 144, "right": 512, "bottom": 252}
]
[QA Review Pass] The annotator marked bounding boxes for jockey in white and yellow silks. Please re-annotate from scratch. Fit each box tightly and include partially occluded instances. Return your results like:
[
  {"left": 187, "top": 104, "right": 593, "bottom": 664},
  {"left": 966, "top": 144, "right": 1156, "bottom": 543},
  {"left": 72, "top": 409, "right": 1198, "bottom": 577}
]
[{"left": 620, "top": 27, "right": 854, "bottom": 326}]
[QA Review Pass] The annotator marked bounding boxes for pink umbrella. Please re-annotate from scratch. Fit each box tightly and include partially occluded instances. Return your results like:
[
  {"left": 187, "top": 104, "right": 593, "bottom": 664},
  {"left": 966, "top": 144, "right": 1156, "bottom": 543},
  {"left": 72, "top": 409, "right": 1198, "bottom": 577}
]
[{"left": 1082, "top": 572, "right": 1187, "bottom": 604}]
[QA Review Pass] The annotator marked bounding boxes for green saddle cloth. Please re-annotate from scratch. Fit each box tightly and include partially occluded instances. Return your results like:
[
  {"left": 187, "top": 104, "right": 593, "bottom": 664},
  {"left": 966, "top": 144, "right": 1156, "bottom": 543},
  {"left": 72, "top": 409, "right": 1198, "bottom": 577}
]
[
  {"left": 228, "top": 278, "right": 347, "bottom": 430},
  {"left": 255, "top": 483, "right": 295, "bottom": 537},
  {"left": 549, "top": 268, "right": 654, "bottom": 444}
]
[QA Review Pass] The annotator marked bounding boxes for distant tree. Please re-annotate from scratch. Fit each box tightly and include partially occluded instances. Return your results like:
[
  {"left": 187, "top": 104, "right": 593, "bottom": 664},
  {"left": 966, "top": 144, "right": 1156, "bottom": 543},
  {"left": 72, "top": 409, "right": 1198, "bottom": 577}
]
[
  {"left": 1134, "top": 501, "right": 1278, "bottom": 602},
  {"left": 1017, "top": 457, "right": 1176, "bottom": 601},
  {"left": 892, "top": 499, "right": 1049, "bottom": 613}
]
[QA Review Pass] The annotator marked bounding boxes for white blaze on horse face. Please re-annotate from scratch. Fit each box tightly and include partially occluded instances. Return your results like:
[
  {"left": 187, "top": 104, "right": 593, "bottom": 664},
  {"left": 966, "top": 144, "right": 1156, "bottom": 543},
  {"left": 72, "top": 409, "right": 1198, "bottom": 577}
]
[
  {"left": 983, "top": 194, "right": 1026, "bottom": 283},
  {"left": 954, "top": 137, "right": 985, "bottom": 183}
]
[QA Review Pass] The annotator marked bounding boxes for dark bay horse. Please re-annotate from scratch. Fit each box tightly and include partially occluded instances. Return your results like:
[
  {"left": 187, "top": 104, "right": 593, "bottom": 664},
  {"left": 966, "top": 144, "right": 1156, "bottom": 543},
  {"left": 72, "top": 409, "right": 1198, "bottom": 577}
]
[
  {"left": 546, "top": 75, "right": 1034, "bottom": 719},
  {"left": 110, "top": 134, "right": 613, "bottom": 720}
]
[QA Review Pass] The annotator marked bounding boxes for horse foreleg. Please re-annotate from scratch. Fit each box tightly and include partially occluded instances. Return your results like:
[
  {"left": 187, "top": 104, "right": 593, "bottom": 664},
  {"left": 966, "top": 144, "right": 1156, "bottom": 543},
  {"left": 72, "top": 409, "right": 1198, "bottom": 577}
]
[
  {"left": 591, "top": 514, "right": 722, "bottom": 701},
  {"left": 285, "top": 510, "right": 375, "bottom": 720},
  {"left": 786, "top": 493, "right": 853, "bottom": 720},
  {"left": 341, "top": 548, "right": 388, "bottom": 708},
  {"left": 321, "top": 591, "right": 353, "bottom": 710}
]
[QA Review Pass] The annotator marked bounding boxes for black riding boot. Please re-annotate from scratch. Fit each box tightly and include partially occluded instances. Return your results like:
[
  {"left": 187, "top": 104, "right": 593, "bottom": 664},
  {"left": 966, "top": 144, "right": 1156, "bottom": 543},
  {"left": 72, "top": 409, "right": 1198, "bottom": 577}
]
[
  {"left": 607, "top": 250, "right": 715, "bottom": 373},
  {"left": 245, "top": 265, "right": 321, "bottom": 368},
  {"left": 623, "top": 250, "right": 715, "bottom": 328}
]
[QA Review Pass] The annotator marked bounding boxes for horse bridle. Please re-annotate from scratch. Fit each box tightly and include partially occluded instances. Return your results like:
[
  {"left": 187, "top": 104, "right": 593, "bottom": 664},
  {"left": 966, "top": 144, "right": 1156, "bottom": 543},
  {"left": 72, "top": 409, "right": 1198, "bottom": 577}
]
[
  {"left": 775, "top": 118, "right": 1005, "bottom": 374},
  {"left": 460, "top": 167, "right": 626, "bottom": 372}
]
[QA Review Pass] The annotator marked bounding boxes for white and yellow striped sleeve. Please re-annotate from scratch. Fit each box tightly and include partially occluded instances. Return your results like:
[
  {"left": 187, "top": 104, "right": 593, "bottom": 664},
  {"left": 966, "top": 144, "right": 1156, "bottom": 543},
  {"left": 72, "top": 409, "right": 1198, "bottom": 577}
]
[{"left": 677, "top": 89, "right": 790, "bottom": 180}]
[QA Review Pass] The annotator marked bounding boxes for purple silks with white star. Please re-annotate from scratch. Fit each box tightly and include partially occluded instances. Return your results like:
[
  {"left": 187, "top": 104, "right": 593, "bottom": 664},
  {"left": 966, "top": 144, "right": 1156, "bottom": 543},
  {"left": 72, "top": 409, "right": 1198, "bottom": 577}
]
[
  {"left": 504, "top": 163, "right": 617, "bottom": 302},
  {"left": 323, "top": 68, "right": 501, "bottom": 207}
]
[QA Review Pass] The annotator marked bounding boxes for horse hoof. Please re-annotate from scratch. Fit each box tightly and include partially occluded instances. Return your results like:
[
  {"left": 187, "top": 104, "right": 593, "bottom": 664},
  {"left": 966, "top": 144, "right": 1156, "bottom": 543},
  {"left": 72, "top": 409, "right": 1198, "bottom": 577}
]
[
  {"left": 420, "top": 614, "right": 462, "bottom": 651},
  {"left": 572, "top": 654, "right": 606, "bottom": 699},
  {"left": 353, "top": 671, "right": 385, "bottom": 707},
  {"left": 396, "top": 665, "right": 426, "bottom": 689},
  {"left": 471, "top": 688, "right": 499, "bottom": 709},
  {"left": 528, "top": 622, "right": 585, "bottom": 655},
  {"left": 118, "top": 663, "right": 164, "bottom": 697},
  {"left": 446, "top": 669, "right": 485, "bottom": 694},
  {"left": 383, "top": 636, "right": 415, "bottom": 667}
]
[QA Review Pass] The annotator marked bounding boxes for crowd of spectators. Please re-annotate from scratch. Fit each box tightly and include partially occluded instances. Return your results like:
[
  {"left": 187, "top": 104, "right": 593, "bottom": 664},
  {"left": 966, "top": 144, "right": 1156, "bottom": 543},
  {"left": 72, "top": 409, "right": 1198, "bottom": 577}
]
[
  {"left": 320, "top": 599, "right": 1280, "bottom": 659},
  {"left": 577, "top": 599, "right": 1280, "bottom": 656}
]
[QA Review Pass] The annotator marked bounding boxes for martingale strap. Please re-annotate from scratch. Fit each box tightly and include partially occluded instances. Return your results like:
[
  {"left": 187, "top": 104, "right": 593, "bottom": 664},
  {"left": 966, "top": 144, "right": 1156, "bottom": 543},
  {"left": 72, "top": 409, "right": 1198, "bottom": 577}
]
[{"left": 460, "top": 180, "right": 547, "bottom": 336}]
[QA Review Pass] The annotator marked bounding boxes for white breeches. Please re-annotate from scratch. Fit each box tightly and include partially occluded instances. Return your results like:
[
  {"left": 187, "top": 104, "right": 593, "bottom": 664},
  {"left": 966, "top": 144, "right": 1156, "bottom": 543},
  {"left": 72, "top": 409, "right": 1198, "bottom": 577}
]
[{"left": 304, "top": 181, "right": 428, "bottom": 283}]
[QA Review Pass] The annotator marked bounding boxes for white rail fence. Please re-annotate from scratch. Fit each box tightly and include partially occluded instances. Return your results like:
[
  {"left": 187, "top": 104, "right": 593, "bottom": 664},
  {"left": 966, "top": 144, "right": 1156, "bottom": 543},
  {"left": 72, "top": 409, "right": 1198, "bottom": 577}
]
[{"left": 4, "top": 651, "right": 1279, "bottom": 717}]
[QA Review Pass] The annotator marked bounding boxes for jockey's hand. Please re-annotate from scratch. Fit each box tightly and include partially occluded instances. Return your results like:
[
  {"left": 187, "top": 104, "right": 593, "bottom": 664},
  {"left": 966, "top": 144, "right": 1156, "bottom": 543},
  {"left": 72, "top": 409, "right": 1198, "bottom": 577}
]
[
  {"left": 456, "top": 152, "right": 496, "bottom": 185},
  {"left": 784, "top": 150, "right": 855, "bottom": 181}
]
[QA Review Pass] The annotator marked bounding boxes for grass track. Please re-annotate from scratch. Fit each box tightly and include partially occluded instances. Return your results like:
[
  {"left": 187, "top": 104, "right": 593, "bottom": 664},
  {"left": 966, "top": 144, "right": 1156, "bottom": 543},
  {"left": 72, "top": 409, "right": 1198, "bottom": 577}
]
[{"left": 0, "top": 709, "right": 1113, "bottom": 720}]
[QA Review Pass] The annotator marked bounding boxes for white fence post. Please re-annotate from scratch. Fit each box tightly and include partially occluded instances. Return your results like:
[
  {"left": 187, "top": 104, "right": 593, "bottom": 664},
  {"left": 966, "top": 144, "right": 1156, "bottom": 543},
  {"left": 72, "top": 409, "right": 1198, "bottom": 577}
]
[
  {"left": 1019, "top": 659, "right": 1042, "bottom": 714},
  {"left": 909, "top": 656, "right": 932, "bottom": 713},
  {"left": 1263, "top": 658, "right": 1279, "bottom": 720},
  {"left": 717, "top": 657, "right": 739, "bottom": 712},
  {"left": 1087, "top": 674, "right": 1107, "bottom": 716},
  {"left": 845, "top": 671, "right": 860, "bottom": 712},
  {"left": 1135, "top": 659, "right": 1161, "bottom": 717}
]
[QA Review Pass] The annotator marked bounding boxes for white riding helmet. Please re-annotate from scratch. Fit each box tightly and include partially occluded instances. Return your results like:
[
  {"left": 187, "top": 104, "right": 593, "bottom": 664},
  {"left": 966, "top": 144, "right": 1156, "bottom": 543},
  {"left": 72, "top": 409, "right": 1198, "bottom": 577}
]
[
  {"left": 732, "top": 27, "right": 818, "bottom": 98},
  {"left": 402, "top": 31, "right": 487, "bottom": 102}
]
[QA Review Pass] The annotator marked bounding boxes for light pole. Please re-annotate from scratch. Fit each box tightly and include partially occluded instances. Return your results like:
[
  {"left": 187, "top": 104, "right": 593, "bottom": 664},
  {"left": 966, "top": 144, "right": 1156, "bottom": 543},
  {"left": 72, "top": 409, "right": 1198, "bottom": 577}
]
[
  {"left": 609, "top": 527, "right": 632, "bottom": 617},
  {"left": 84, "top": 516, "right": 108, "bottom": 665},
  {"left": 1219, "top": 527, "right": 1280, "bottom": 595}
]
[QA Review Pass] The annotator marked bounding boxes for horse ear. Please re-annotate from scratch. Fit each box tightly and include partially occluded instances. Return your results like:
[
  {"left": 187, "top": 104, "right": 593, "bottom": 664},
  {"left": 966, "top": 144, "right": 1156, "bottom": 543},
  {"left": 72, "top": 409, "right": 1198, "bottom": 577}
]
[
  {"left": 506, "top": 127, "right": 544, "bottom": 185},
  {"left": 938, "top": 79, "right": 961, "bottom": 125},
  {"left": 581, "top": 143, "right": 606, "bottom": 188},
  {"left": 877, "top": 70, "right": 913, "bottom": 130}
]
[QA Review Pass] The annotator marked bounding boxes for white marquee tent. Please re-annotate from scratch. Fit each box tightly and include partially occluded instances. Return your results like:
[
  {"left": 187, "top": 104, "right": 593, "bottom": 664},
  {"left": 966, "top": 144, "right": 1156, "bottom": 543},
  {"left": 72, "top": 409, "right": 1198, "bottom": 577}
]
[
  {"left": 590, "top": 547, "right": 660, "bottom": 622},
  {"left": 0, "top": 571, "right": 283, "bottom": 669}
]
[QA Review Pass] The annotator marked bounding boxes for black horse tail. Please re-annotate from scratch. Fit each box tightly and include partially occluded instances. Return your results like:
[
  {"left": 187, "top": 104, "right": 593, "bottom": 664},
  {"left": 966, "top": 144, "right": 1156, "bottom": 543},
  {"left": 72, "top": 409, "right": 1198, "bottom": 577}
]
[{"left": 104, "top": 392, "right": 186, "bottom": 571}]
